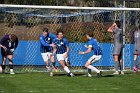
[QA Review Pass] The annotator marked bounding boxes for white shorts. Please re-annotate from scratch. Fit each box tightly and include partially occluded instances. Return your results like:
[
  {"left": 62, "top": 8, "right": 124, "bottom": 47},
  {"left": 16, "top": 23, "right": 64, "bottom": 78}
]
[
  {"left": 88, "top": 55, "right": 102, "bottom": 63},
  {"left": 41, "top": 52, "right": 54, "bottom": 62},
  {"left": 56, "top": 53, "right": 68, "bottom": 62}
]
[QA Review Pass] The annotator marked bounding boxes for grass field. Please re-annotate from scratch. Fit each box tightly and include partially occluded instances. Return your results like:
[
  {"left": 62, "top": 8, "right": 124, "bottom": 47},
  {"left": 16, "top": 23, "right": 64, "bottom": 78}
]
[{"left": 0, "top": 72, "right": 140, "bottom": 93}]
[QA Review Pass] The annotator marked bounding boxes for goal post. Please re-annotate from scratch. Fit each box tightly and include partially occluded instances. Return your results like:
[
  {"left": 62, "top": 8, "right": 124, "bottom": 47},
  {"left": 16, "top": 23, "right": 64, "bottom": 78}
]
[{"left": 0, "top": 4, "right": 140, "bottom": 73}]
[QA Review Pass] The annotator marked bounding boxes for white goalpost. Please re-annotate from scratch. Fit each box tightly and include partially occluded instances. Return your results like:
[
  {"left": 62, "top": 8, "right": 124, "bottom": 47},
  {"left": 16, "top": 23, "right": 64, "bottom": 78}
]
[{"left": 0, "top": 4, "right": 140, "bottom": 73}]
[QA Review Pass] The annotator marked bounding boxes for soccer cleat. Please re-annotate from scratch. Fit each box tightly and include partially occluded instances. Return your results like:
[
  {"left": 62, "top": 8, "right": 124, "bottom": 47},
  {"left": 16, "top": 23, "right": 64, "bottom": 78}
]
[
  {"left": 87, "top": 73, "right": 92, "bottom": 78},
  {"left": 68, "top": 72, "right": 74, "bottom": 77},
  {"left": 113, "top": 71, "right": 119, "bottom": 75},
  {"left": 10, "top": 71, "right": 15, "bottom": 74},
  {"left": 50, "top": 72, "right": 53, "bottom": 77}
]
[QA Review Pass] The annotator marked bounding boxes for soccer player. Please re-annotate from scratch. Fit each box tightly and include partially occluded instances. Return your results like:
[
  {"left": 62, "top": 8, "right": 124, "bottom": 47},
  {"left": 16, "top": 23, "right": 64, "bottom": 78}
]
[
  {"left": 79, "top": 31, "right": 102, "bottom": 77},
  {"left": 0, "top": 34, "right": 18, "bottom": 74},
  {"left": 133, "top": 25, "right": 140, "bottom": 73},
  {"left": 53, "top": 29, "right": 74, "bottom": 77},
  {"left": 40, "top": 28, "right": 57, "bottom": 76},
  {"left": 108, "top": 21, "right": 124, "bottom": 75}
]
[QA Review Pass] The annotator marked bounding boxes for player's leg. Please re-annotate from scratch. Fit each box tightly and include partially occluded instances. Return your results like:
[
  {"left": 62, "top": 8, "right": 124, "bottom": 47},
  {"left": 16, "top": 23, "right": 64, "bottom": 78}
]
[
  {"left": 113, "top": 55, "right": 120, "bottom": 74},
  {"left": 41, "top": 53, "right": 51, "bottom": 71},
  {"left": 1, "top": 50, "right": 7, "bottom": 74},
  {"left": 118, "top": 50, "right": 124, "bottom": 75},
  {"left": 59, "top": 60, "right": 74, "bottom": 77},
  {"left": 133, "top": 54, "right": 138, "bottom": 73},
  {"left": 50, "top": 53, "right": 58, "bottom": 72},
  {"left": 85, "top": 55, "right": 102, "bottom": 77},
  {"left": 7, "top": 54, "right": 15, "bottom": 74},
  {"left": 1, "top": 56, "right": 7, "bottom": 74},
  {"left": 57, "top": 54, "right": 74, "bottom": 77},
  {"left": 64, "top": 57, "right": 70, "bottom": 67},
  {"left": 113, "top": 47, "right": 121, "bottom": 75}
]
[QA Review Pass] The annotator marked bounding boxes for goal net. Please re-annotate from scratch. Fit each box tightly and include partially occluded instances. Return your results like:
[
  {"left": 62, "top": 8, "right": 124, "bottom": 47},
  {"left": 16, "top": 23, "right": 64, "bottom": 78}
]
[{"left": 0, "top": 4, "right": 140, "bottom": 73}]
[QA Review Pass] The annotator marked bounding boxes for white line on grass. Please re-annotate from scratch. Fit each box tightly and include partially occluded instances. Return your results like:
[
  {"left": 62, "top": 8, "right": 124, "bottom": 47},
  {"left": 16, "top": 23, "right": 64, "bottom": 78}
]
[{"left": 0, "top": 75, "right": 15, "bottom": 78}]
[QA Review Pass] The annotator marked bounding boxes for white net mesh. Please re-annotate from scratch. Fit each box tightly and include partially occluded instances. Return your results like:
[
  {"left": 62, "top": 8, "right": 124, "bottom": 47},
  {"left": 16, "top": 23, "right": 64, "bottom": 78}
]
[{"left": 0, "top": 5, "right": 140, "bottom": 73}]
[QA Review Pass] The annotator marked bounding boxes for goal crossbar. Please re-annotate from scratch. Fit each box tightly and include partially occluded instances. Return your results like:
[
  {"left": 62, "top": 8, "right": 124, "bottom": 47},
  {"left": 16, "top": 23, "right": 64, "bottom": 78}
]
[{"left": 0, "top": 4, "right": 140, "bottom": 11}]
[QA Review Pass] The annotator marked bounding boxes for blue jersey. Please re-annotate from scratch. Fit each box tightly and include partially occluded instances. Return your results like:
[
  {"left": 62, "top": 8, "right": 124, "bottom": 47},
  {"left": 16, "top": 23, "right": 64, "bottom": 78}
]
[
  {"left": 88, "top": 38, "right": 102, "bottom": 55},
  {"left": 40, "top": 33, "right": 56, "bottom": 53},
  {"left": 53, "top": 38, "right": 69, "bottom": 54}
]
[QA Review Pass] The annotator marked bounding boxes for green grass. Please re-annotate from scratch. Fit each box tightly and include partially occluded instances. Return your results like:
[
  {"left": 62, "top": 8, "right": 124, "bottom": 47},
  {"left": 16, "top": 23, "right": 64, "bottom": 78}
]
[{"left": 0, "top": 72, "right": 140, "bottom": 93}]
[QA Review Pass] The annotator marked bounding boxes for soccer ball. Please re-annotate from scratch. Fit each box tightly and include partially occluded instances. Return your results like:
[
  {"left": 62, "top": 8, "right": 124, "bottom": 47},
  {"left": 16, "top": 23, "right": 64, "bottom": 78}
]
[{"left": 0, "top": 66, "right": 2, "bottom": 73}]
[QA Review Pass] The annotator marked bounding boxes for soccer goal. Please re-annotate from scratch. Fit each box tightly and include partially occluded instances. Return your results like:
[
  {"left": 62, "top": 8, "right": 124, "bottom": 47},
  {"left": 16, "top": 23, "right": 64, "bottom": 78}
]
[{"left": 0, "top": 4, "right": 140, "bottom": 73}]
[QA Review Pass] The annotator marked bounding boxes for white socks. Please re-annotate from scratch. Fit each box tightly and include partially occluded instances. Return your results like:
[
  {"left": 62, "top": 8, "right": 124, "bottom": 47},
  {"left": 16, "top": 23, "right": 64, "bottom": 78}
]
[
  {"left": 64, "top": 66, "right": 70, "bottom": 73},
  {"left": 87, "top": 65, "right": 100, "bottom": 73}
]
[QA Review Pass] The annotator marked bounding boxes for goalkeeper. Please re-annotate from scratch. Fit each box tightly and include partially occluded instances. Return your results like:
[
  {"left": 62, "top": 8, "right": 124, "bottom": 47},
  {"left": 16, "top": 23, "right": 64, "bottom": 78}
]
[{"left": 0, "top": 34, "right": 18, "bottom": 74}]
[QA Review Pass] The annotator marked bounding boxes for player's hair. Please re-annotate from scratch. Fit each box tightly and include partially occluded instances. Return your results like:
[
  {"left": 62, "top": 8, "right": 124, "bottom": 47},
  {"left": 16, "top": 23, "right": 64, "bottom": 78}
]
[
  {"left": 115, "top": 20, "right": 121, "bottom": 28},
  {"left": 11, "top": 34, "right": 17, "bottom": 42},
  {"left": 42, "top": 28, "right": 48, "bottom": 32},
  {"left": 86, "top": 31, "right": 93, "bottom": 37},
  {"left": 56, "top": 28, "right": 63, "bottom": 35}
]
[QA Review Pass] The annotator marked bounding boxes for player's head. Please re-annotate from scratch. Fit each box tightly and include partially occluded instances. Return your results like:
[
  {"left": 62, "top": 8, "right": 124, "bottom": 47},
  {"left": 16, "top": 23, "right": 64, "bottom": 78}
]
[
  {"left": 10, "top": 34, "right": 17, "bottom": 42},
  {"left": 114, "top": 20, "right": 121, "bottom": 28},
  {"left": 85, "top": 31, "right": 93, "bottom": 40},
  {"left": 56, "top": 29, "right": 63, "bottom": 39},
  {"left": 42, "top": 28, "right": 49, "bottom": 36}
]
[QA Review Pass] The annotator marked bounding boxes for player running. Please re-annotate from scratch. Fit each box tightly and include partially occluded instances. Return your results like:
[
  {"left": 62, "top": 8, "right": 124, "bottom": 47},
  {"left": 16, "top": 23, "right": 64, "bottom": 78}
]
[
  {"left": 40, "top": 28, "right": 58, "bottom": 76},
  {"left": 79, "top": 31, "right": 102, "bottom": 78},
  {"left": 108, "top": 21, "right": 124, "bottom": 75},
  {"left": 0, "top": 34, "right": 18, "bottom": 74},
  {"left": 53, "top": 29, "right": 74, "bottom": 77},
  {"left": 133, "top": 25, "right": 140, "bottom": 73}
]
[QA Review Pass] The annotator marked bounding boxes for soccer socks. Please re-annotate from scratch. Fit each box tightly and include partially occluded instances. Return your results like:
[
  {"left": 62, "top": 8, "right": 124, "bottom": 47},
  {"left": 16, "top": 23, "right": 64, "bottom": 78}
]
[
  {"left": 64, "top": 66, "right": 70, "bottom": 73},
  {"left": 87, "top": 65, "right": 100, "bottom": 73},
  {"left": 88, "top": 68, "right": 92, "bottom": 74},
  {"left": 114, "top": 62, "right": 119, "bottom": 71},
  {"left": 9, "top": 64, "right": 14, "bottom": 73},
  {"left": 2, "top": 65, "right": 6, "bottom": 73},
  {"left": 52, "top": 62, "right": 56, "bottom": 67},
  {"left": 9, "top": 64, "right": 13, "bottom": 69},
  {"left": 120, "top": 62, "right": 123, "bottom": 71}
]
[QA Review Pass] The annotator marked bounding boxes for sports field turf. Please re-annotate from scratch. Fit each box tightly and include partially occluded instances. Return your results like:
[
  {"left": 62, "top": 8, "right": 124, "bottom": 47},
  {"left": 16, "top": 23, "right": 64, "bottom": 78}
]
[{"left": 0, "top": 72, "right": 140, "bottom": 93}]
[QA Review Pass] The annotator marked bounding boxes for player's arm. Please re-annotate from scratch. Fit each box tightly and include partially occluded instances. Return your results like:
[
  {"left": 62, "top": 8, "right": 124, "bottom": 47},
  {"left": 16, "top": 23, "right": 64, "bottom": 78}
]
[
  {"left": 79, "top": 46, "right": 92, "bottom": 54},
  {"left": 40, "top": 36, "right": 55, "bottom": 47},
  {"left": 107, "top": 23, "right": 116, "bottom": 32},
  {"left": 0, "top": 44, "right": 7, "bottom": 50},
  {"left": 0, "top": 36, "right": 7, "bottom": 50}
]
